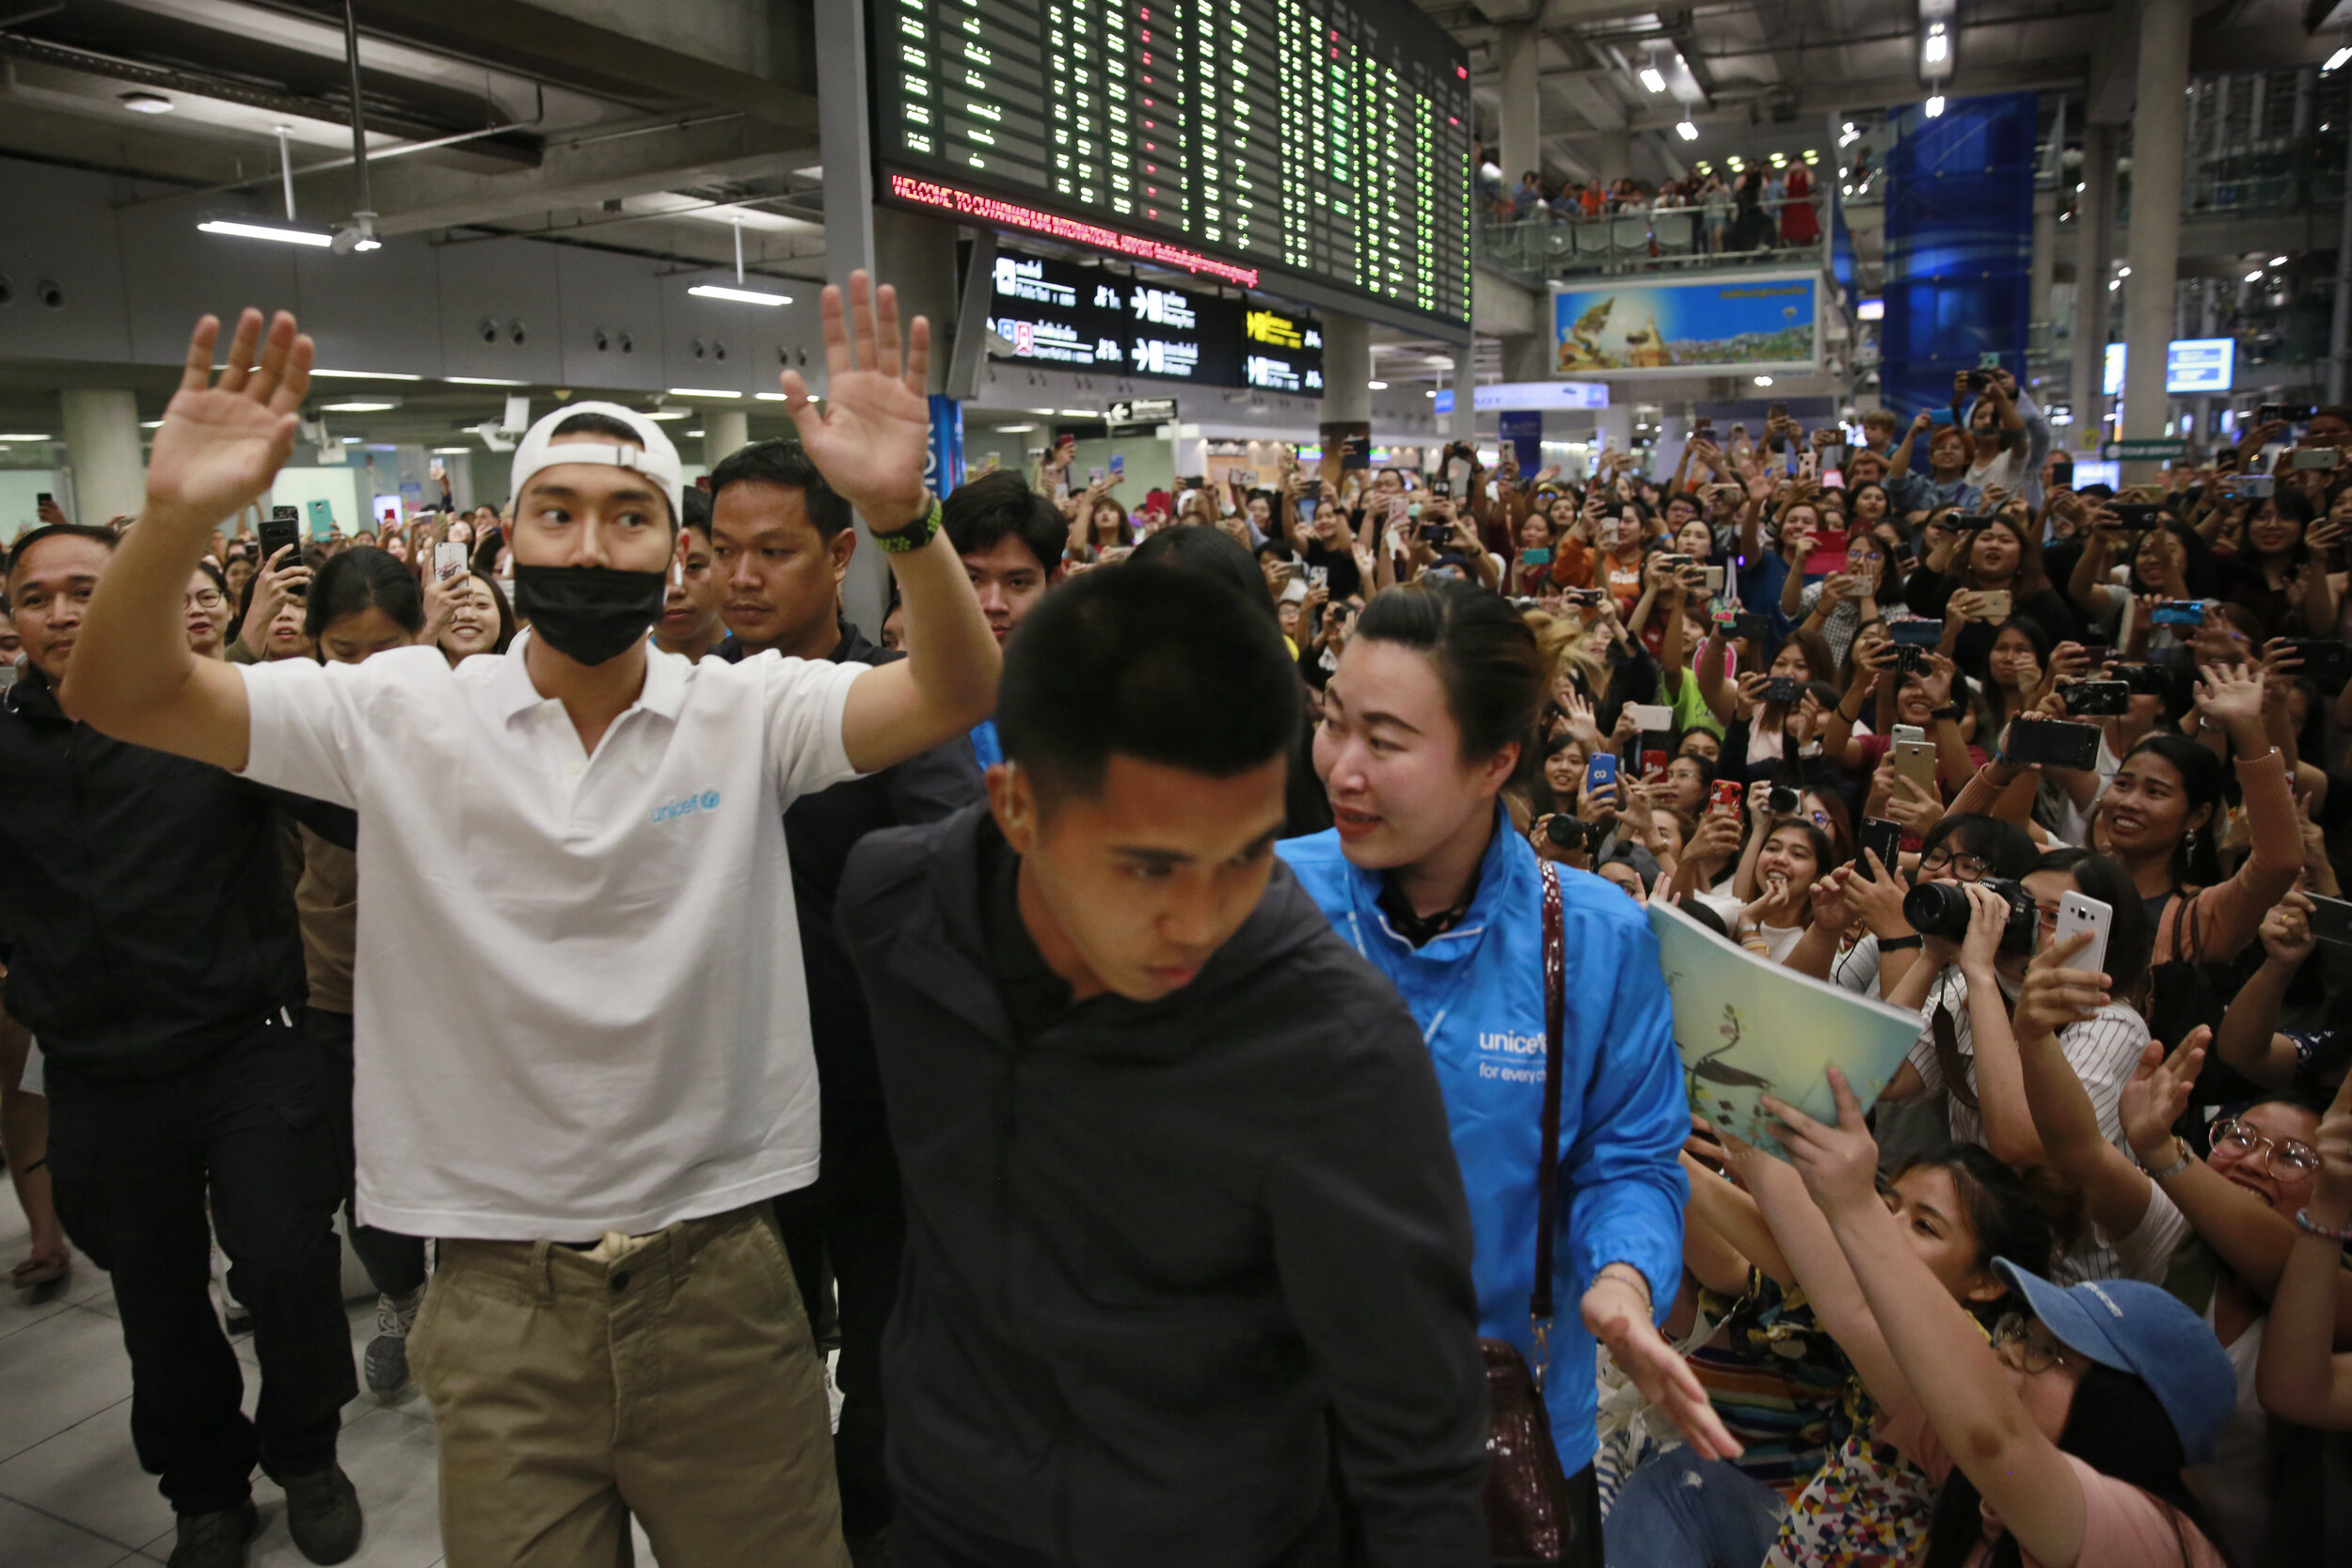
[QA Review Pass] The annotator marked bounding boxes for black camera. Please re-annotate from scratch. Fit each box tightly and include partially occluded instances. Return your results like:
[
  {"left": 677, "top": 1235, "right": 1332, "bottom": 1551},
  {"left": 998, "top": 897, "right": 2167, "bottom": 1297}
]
[
  {"left": 1768, "top": 785, "right": 1800, "bottom": 815},
  {"left": 1545, "top": 815, "right": 1601, "bottom": 851},
  {"left": 1903, "top": 877, "right": 2038, "bottom": 956}
]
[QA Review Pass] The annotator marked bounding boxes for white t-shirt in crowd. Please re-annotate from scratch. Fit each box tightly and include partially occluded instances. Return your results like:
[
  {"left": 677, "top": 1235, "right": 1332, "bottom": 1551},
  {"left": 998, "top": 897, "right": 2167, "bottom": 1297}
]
[{"left": 238, "top": 634, "right": 867, "bottom": 1241}]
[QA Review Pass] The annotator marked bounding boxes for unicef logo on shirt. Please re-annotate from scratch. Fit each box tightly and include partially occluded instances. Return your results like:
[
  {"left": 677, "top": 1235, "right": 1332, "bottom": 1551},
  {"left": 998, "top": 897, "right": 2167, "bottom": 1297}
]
[{"left": 650, "top": 790, "right": 723, "bottom": 824}]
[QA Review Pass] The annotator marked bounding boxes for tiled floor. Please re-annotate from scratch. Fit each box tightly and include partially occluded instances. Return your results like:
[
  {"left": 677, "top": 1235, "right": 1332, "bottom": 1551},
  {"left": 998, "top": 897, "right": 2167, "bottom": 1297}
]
[{"left": 0, "top": 1177, "right": 663, "bottom": 1566}]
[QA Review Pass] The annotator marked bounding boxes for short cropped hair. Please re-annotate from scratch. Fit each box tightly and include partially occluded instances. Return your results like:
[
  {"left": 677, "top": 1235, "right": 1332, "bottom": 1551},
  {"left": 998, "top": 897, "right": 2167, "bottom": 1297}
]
[
  {"left": 548, "top": 411, "right": 643, "bottom": 445},
  {"left": 680, "top": 484, "right": 713, "bottom": 542},
  {"left": 996, "top": 563, "right": 1300, "bottom": 802},
  {"left": 707, "top": 439, "right": 854, "bottom": 541},
  {"left": 943, "top": 470, "right": 1066, "bottom": 575},
  {"left": 7, "top": 523, "right": 117, "bottom": 580}
]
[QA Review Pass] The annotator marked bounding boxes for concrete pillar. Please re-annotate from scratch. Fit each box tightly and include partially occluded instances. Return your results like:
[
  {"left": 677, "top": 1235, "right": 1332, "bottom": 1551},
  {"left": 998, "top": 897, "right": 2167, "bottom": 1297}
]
[
  {"left": 59, "top": 388, "right": 144, "bottom": 528},
  {"left": 2068, "top": 123, "right": 2117, "bottom": 456},
  {"left": 1501, "top": 332, "right": 1550, "bottom": 384},
  {"left": 1498, "top": 23, "right": 1542, "bottom": 191},
  {"left": 703, "top": 409, "right": 749, "bottom": 468},
  {"left": 2029, "top": 187, "right": 2058, "bottom": 360},
  {"left": 1452, "top": 346, "right": 1479, "bottom": 442},
  {"left": 1321, "top": 314, "right": 1372, "bottom": 424},
  {"left": 2119, "top": 0, "right": 2190, "bottom": 483}
]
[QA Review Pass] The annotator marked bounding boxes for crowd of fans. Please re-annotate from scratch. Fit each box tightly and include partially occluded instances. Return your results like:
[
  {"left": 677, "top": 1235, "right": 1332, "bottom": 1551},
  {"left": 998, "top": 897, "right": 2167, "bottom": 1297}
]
[
  {"left": 2, "top": 283, "right": 2350, "bottom": 1568},
  {"left": 1475, "top": 142, "right": 1823, "bottom": 255}
]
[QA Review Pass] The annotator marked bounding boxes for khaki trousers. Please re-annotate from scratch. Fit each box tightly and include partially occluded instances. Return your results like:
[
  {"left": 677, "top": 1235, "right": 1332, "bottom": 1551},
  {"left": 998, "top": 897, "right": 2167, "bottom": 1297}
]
[{"left": 410, "top": 1202, "right": 849, "bottom": 1567}]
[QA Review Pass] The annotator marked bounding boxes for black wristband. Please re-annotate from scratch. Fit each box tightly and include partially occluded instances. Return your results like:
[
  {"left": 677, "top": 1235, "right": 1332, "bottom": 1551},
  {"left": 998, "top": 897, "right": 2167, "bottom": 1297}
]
[{"left": 1880, "top": 935, "right": 1925, "bottom": 951}]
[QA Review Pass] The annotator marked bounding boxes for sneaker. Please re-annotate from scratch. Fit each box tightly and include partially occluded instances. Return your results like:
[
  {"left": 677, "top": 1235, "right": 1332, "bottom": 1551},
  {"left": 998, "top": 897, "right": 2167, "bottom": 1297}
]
[
  {"left": 167, "top": 1500, "right": 259, "bottom": 1568},
  {"left": 363, "top": 1287, "right": 423, "bottom": 1394},
  {"left": 279, "top": 1462, "right": 363, "bottom": 1565}
]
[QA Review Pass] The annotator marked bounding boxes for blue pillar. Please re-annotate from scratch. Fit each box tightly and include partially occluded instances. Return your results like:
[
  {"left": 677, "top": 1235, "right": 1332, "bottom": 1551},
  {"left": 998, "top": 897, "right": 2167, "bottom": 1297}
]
[{"left": 1880, "top": 93, "right": 2039, "bottom": 418}]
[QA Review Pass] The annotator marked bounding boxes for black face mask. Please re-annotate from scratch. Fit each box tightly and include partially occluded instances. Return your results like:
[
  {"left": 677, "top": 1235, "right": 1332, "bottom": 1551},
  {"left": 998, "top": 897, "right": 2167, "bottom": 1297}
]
[{"left": 512, "top": 563, "right": 665, "bottom": 666}]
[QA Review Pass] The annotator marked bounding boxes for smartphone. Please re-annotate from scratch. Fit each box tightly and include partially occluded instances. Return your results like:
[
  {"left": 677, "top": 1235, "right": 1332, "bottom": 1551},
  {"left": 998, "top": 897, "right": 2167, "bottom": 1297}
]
[
  {"left": 1306, "top": 564, "right": 1329, "bottom": 590},
  {"left": 2292, "top": 447, "right": 2341, "bottom": 470},
  {"left": 2152, "top": 599, "right": 2206, "bottom": 627},
  {"left": 2282, "top": 638, "right": 2352, "bottom": 693},
  {"left": 1642, "top": 749, "right": 1669, "bottom": 782},
  {"left": 1693, "top": 418, "right": 1714, "bottom": 437},
  {"left": 36, "top": 491, "right": 54, "bottom": 510},
  {"left": 2049, "top": 455, "right": 2074, "bottom": 488},
  {"left": 2309, "top": 894, "right": 2352, "bottom": 947},
  {"left": 2004, "top": 717, "right": 2102, "bottom": 770},
  {"left": 1761, "top": 675, "right": 1804, "bottom": 705},
  {"left": 1586, "top": 752, "right": 1619, "bottom": 796},
  {"left": 1928, "top": 407, "right": 1955, "bottom": 426},
  {"left": 1804, "top": 528, "right": 1848, "bottom": 577},
  {"left": 1388, "top": 496, "right": 1409, "bottom": 526},
  {"left": 2061, "top": 680, "right": 2131, "bottom": 717},
  {"left": 1856, "top": 816, "right": 1903, "bottom": 879},
  {"left": 1518, "top": 543, "right": 1555, "bottom": 566},
  {"left": 1889, "top": 618, "right": 1945, "bottom": 649},
  {"left": 1892, "top": 736, "right": 1938, "bottom": 796},
  {"left": 1429, "top": 478, "right": 1453, "bottom": 499},
  {"left": 259, "top": 509, "right": 300, "bottom": 563},
  {"left": 2226, "top": 473, "right": 2276, "bottom": 499},
  {"left": 1233, "top": 467, "right": 1260, "bottom": 486},
  {"left": 1108, "top": 452, "right": 1124, "bottom": 478},
  {"left": 1768, "top": 401, "right": 1788, "bottom": 422},
  {"left": 1798, "top": 449, "right": 1818, "bottom": 482},
  {"left": 435, "top": 541, "right": 469, "bottom": 581},
  {"left": 1731, "top": 610, "right": 1772, "bottom": 644},
  {"left": 2055, "top": 892, "right": 2114, "bottom": 980},
  {"left": 1977, "top": 590, "right": 2012, "bottom": 622},
  {"left": 1709, "top": 780, "right": 1744, "bottom": 816},
  {"left": 2259, "top": 403, "right": 2285, "bottom": 429},
  {"left": 1629, "top": 703, "right": 1674, "bottom": 735},
  {"left": 1978, "top": 351, "right": 2003, "bottom": 371},
  {"left": 1891, "top": 723, "right": 1927, "bottom": 748},
  {"left": 1703, "top": 564, "right": 1725, "bottom": 594}
]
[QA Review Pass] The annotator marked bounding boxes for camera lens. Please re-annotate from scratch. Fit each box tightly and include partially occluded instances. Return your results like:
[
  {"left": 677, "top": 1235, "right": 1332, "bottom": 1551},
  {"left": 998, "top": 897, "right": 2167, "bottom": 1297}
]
[
  {"left": 1901, "top": 880, "right": 1974, "bottom": 943},
  {"left": 1545, "top": 815, "right": 1581, "bottom": 848}
]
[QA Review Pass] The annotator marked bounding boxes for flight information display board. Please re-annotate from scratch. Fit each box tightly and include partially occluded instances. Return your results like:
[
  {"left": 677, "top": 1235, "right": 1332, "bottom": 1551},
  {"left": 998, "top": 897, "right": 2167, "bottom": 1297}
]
[
  {"left": 985, "top": 248, "right": 1325, "bottom": 391},
  {"left": 870, "top": 0, "right": 1471, "bottom": 331}
]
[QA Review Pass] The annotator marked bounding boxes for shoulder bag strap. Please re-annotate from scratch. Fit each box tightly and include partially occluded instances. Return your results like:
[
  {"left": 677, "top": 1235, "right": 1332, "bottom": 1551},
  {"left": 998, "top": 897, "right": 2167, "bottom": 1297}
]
[{"left": 1530, "top": 863, "right": 1568, "bottom": 1390}]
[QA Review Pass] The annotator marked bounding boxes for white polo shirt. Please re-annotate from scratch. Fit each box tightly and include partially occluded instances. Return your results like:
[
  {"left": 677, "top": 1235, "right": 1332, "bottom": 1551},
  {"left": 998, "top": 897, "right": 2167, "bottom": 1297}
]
[{"left": 238, "top": 634, "right": 866, "bottom": 1240}]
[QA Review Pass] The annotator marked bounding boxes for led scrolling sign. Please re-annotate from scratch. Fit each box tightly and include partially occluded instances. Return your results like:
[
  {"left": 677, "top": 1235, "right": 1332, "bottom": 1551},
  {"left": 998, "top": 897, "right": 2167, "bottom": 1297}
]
[
  {"left": 870, "top": 0, "right": 1473, "bottom": 330},
  {"left": 985, "top": 249, "right": 1325, "bottom": 391}
]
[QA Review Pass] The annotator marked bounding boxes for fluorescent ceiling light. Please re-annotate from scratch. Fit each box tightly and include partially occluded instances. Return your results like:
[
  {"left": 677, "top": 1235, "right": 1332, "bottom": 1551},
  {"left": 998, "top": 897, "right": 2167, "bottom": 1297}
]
[
  {"left": 685, "top": 429, "right": 706, "bottom": 437},
  {"left": 311, "top": 368, "right": 422, "bottom": 381},
  {"left": 198, "top": 217, "right": 333, "bottom": 247},
  {"left": 666, "top": 388, "right": 742, "bottom": 399},
  {"left": 1676, "top": 119, "right": 1699, "bottom": 141},
  {"left": 1925, "top": 95, "right": 1947, "bottom": 118},
  {"left": 119, "top": 90, "right": 173, "bottom": 114},
  {"left": 1367, "top": 380, "right": 1389, "bottom": 390},
  {"left": 2117, "top": 264, "right": 2131, "bottom": 277},
  {"left": 689, "top": 283, "right": 793, "bottom": 307},
  {"left": 2328, "top": 45, "right": 2352, "bottom": 73},
  {"left": 1753, "top": 375, "right": 1774, "bottom": 387},
  {"left": 340, "top": 436, "right": 362, "bottom": 443},
  {"left": 446, "top": 375, "right": 526, "bottom": 387},
  {"left": 319, "top": 400, "right": 398, "bottom": 412},
  {"left": 643, "top": 408, "right": 692, "bottom": 420},
  {"left": 1923, "top": 24, "right": 1948, "bottom": 65},
  {"left": 2246, "top": 270, "right": 2265, "bottom": 282},
  {"left": 1424, "top": 390, "right": 1438, "bottom": 399},
  {"left": 2271, "top": 256, "right": 2288, "bottom": 266},
  {"left": 996, "top": 423, "right": 1038, "bottom": 433},
  {"left": 433, "top": 446, "right": 472, "bottom": 454},
  {"left": 140, "top": 420, "right": 165, "bottom": 429},
  {"left": 1638, "top": 65, "right": 1665, "bottom": 93},
  {"left": 755, "top": 391, "right": 789, "bottom": 401},
  {"left": 1058, "top": 408, "right": 1097, "bottom": 417},
  {"left": 0, "top": 434, "right": 54, "bottom": 441}
]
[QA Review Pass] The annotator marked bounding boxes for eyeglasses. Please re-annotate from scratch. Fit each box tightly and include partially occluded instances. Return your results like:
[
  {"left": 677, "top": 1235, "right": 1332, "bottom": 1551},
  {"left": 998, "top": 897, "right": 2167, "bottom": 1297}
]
[
  {"left": 1991, "top": 1315, "right": 2076, "bottom": 1375},
  {"left": 2209, "top": 1117, "right": 2321, "bottom": 1176},
  {"left": 1916, "top": 847, "right": 1993, "bottom": 880},
  {"left": 183, "top": 590, "right": 226, "bottom": 610}
]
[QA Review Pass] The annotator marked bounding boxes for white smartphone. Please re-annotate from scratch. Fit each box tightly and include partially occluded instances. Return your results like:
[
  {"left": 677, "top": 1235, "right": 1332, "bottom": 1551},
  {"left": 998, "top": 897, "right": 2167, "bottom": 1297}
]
[
  {"left": 2055, "top": 891, "right": 2113, "bottom": 983},
  {"left": 1628, "top": 703, "right": 1674, "bottom": 735},
  {"left": 435, "top": 541, "right": 469, "bottom": 582},
  {"left": 1891, "top": 723, "right": 1927, "bottom": 748}
]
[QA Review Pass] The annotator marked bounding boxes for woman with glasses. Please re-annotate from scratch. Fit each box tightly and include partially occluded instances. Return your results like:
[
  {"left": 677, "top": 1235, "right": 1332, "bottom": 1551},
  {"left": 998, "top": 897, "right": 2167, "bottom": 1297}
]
[
  {"left": 182, "top": 561, "right": 232, "bottom": 660},
  {"left": 1772, "top": 1072, "right": 2235, "bottom": 1568},
  {"left": 2258, "top": 1073, "right": 2352, "bottom": 1433},
  {"left": 1782, "top": 530, "right": 1899, "bottom": 670},
  {"left": 2006, "top": 947, "right": 2343, "bottom": 1565}
]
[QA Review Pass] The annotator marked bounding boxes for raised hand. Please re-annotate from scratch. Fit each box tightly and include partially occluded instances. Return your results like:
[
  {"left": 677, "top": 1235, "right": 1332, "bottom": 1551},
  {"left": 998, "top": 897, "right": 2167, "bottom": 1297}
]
[
  {"left": 2012, "top": 930, "right": 2107, "bottom": 1041},
  {"left": 1581, "top": 1272, "right": 1741, "bottom": 1462},
  {"left": 2122, "top": 1028, "right": 2210, "bottom": 1160},
  {"left": 1766, "top": 1068, "right": 1881, "bottom": 1217},
  {"left": 779, "top": 270, "right": 931, "bottom": 525},
  {"left": 148, "top": 309, "right": 312, "bottom": 532}
]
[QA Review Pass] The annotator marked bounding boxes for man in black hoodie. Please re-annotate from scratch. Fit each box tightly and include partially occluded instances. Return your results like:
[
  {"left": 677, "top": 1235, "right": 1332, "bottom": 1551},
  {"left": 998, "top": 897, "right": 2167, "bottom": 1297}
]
[{"left": 838, "top": 564, "right": 1487, "bottom": 1567}]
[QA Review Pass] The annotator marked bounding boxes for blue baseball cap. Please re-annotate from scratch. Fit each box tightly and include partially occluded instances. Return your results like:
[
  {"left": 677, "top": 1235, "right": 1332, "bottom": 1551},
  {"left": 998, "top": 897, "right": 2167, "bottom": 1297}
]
[{"left": 1993, "top": 1259, "right": 2238, "bottom": 1465}]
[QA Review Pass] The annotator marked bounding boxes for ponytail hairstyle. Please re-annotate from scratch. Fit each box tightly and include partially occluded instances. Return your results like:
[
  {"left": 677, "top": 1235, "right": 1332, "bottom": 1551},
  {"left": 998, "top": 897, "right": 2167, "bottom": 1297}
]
[
  {"left": 1920, "top": 1364, "right": 2227, "bottom": 1568},
  {"left": 305, "top": 546, "right": 424, "bottom": 641},
  {"left": 2118, "top": 732, "right": 2228, "bottom": 889},
  {"left": 1356, "top": 578, "right": 1555, "bottom": 793}
]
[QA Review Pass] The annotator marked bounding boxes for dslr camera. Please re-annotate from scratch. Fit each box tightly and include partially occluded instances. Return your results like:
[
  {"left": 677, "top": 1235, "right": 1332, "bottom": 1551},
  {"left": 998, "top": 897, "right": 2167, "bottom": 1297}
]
[{"left": 1903, "top": 877, "right": 2038, "bottom": 957}]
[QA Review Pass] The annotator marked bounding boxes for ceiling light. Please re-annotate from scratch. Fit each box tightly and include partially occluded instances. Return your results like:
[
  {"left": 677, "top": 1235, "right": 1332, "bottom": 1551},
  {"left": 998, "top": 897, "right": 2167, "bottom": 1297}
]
[
  {"left": 1753, "top": 375, "right": 1774, "bottom": 387},
  {"left": 432, "top": 446, "right": 472, "bottom": 454},
  {"left": 996, "top": 423, "right": 1039, "bottom": 433},
  {"left": 319, "top": 400, "right": 397, "bottom": 413},
  {"left": 643, "top": 408, "right": 691, "bottom": 420},
  {"left": 2270, "top": 256, "right": 2288, "bottom": 267},
  {"left": 666, "top": 388, "right": 742, "bottom": 399},
  {"left": 1424, "top": 389, "right": 1438, "bottom": 399},
  {"left": 2247, "top": 270, "right": 2265, "bottom": 282},
  {"left": 198, "top": 216, "right": 333, "bottom": 247},
  {"left": 310, "top": 369, "right": 422, "bottom": 381},
  {"left": 2108, "top": 278, "right": 2122, "bottom": 291},
  {"left": 1676, "top": 119, "right": 1699, "bottom": 141},
  {"left": 689, "top": 284, "right": 793, "bottom": 307},
  {"left": 755, "top": 391, "right": 789, "bottom": 401},
  {"left": 140, "top": 420, "right": 165, "bottom": 429},
  {"left": 446, "top": 375, "right": 527, "bottom": 387},
  {"left": 1923, "top": 24, "right": 1948, "bottom": 66},
  {"left": 1925, "top": 95, "right": 1947, "bottom": 118},
  {"left": 340, "top": 436, "right": 362, "bottom": 444},
  {"left": 1058, "top": 408, "right": 1097, "bottom": 417},
  {"left": 119, "top": 91, "right": 173, "bottom": 114},
  {"left": 685, "top": 429, "right": 706, "bottom": 437},
  {"left": 1639, "top": 65, "right": 1666, "bottom": 93},
  {"left": 2117, "top": 264, "right": 2131, "bottom": 277},
  {"left": 1367, "top": 380, "right": 1389, "bottom": 390},
  {"left": 0, "top": 434, "right": 55, "bottom": 442},
  {"left": 2328, "top": 44, "right": 2352, "bottom": 73}
]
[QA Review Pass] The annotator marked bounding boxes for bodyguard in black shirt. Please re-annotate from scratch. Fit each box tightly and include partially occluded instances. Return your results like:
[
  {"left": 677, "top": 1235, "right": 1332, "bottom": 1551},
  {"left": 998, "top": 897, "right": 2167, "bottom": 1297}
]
[
  {"left": 0, "top": 526, "right": 359, "bottom": 1568},
  {"left": 838, "top": 566, "right": 1486, "bottom": 1567}
]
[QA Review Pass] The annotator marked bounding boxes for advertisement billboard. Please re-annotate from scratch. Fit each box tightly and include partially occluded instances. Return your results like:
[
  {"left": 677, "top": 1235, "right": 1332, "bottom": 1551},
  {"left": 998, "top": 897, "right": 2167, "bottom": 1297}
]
[
  {"left": 1552, "top": 273, "right": 1818, "bottom": 375},
  {"left": 2102, "top": 339, "right": 2238, "bottom": 398}
]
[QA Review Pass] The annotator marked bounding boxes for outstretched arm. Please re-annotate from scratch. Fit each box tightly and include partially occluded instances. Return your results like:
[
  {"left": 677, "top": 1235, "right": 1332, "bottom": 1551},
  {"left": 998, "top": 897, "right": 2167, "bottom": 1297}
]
[
  {"left": 63, "top": 309, "right": 309, "bottom": 768},
  {"left": 2257, "top": 1072, "right": 2352, "bottom": 1427},
  {"left": 783, "top": 274, "right": 999, "bottom": 775}
]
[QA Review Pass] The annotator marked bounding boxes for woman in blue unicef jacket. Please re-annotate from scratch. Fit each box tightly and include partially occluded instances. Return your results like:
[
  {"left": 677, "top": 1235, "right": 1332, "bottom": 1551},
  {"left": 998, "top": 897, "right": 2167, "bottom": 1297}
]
[{"left": 1278, "top": 580, "right": 1739, "bottom": 1544}]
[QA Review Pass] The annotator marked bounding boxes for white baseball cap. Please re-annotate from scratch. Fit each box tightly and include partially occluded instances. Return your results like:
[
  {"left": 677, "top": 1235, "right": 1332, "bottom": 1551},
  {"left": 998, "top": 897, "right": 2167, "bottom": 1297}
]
[{"left": 508, "top": 401, "right": 684, "bottom": 525}]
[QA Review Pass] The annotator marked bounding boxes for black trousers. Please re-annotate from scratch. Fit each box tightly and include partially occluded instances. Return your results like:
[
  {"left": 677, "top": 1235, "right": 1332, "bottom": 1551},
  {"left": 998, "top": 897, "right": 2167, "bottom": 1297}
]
[
  {"left": 772, "top": 1117, "right": 905, "bottom": 1540},
  {"left": 306, "top": 1007, "right": 428, "bottom": 1299},
  {"left": 44, "top": 1015, "right": 357, "bottom": 1516}
]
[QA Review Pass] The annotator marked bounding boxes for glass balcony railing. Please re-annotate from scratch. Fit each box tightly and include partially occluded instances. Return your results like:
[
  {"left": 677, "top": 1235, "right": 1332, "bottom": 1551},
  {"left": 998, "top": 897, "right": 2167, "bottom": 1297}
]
[{"left": 1473, "top": 193, "right": 1830, "bottom": 284}]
